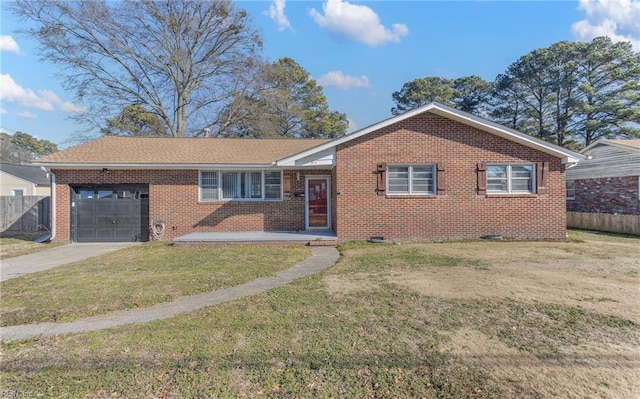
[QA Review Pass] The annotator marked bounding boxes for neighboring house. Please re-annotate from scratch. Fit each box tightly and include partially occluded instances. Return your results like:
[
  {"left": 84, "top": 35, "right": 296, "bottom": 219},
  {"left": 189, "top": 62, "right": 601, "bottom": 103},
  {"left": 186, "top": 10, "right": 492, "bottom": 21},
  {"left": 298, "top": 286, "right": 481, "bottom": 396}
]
[
  {"left": 0, "top": 163, "right": 51, "bottom": 197},
  {"left": 33, "top": 102, "right": 582, "bottom": 243},
  {"left": 566, "top": 139, "right": 640, "bottom": 215}
]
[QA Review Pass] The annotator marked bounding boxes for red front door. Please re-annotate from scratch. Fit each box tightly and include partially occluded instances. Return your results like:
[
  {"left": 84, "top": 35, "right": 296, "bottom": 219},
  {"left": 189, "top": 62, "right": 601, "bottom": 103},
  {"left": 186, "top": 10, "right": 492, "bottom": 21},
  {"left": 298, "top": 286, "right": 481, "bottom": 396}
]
[{"left": 306, "top": 177, "right": 330, "bottom": 229}]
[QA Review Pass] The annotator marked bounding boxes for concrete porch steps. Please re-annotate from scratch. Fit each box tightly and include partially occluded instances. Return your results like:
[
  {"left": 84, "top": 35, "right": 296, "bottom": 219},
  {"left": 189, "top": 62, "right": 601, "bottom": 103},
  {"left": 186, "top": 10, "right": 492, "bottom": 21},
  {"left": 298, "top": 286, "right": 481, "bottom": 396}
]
[{"left": 173, "top": 231, "right": 338, "bottom": 246}]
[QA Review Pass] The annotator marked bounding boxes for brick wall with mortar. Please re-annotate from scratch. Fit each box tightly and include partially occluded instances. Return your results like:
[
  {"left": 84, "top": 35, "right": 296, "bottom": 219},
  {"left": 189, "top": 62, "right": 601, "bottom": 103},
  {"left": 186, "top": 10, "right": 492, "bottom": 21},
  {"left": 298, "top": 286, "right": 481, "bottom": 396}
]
[
  {"left": 567, "top": 176, "right": 639, "bottom": 215},
  {"left": 334, "top": 115, "right": 567, "bottom": 242},
  {"left": 52, "top": 168, "right": 333, "bottom": 242}
]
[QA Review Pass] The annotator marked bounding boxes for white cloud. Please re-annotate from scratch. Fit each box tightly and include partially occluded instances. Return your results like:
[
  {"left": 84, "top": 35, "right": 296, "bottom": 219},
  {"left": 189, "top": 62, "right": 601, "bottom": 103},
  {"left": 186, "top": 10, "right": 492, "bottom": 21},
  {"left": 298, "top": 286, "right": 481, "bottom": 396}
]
[
  {"left": 0, "top": 74, "right": 54, "bottom": 111},
  {"left": 318, "top": 71, "right": 371, "bottom": 90},
  {"left": 309, "top": 0, "right": 408, "bottom": 47},
  {"left": 60, "top": 101, "right": 87, "bottom": 114},
  {"left": 0, "top": 35, "right": 20, "bottom": 54},
  {"left": 0, "top": 108, "right": 6, "bottom": 115},
  {"left": 18, "top": 111, "right": 37, "bottom": 119},
  {"left": 0, "top": 73, "right": 86, "bottom": 114},
  {"left": 572, "top": 0, "right": 640, "bottom": 51},
  {"left": 266, "top": 0, "right": 291, "bottom": 31}
]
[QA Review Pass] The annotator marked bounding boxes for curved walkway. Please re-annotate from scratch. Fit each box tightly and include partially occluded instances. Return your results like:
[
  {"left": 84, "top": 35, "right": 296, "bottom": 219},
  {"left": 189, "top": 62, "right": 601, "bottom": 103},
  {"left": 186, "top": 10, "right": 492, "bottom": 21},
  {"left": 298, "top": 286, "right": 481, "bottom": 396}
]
[{"left": 0, "top": 247, "right": 339, "bottom": 342}]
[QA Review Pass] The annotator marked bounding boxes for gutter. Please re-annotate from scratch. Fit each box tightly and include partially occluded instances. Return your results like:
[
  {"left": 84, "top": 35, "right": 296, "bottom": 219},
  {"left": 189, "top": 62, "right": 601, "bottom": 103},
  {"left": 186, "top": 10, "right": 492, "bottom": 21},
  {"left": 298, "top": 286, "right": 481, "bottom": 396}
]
[
  {"left": 30, "top": 162, "right": 278, "bottom": 170},
  {"left": 41, "top": 167, "right": 55, "bottom": 241}
]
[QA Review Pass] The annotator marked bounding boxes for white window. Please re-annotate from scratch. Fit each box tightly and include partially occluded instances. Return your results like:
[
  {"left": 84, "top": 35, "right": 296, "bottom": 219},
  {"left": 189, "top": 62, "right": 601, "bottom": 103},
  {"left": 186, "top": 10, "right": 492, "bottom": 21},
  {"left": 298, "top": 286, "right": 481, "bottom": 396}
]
[
  {"left": 487, "top": 164, "right": 535, "bottom": 194},
  {"left": 566, "top": 181, "right": 575, "bottom": 200},
  {"left": 200, "top": 171, "right": 219, "bottom": 201},
  {"left": 10, "top": 188, "right": 25, "bottom": 196},
  {"left": 264, "top": 171, "right": 282, "bottom": 199},
  {"left": 387, "top": 165, "right": 435, "bottom": 195},
  {"left": 200, "top": 170, "right": 281, "bottom": 201}
]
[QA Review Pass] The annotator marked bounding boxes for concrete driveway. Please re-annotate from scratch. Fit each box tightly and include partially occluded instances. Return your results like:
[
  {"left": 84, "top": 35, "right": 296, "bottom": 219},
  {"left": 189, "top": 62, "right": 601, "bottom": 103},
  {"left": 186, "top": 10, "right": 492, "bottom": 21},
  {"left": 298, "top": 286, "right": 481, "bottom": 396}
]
[{"left": 0, "top": 242, "right": 140, "bottom": 282}]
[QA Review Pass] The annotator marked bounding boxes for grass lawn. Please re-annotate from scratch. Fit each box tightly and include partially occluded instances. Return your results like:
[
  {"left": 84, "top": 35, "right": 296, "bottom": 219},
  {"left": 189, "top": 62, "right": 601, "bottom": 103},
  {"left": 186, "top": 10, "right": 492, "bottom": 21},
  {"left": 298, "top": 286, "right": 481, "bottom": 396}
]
[
  {"left": 1, "top": 231, "right": 639, "bottom": 398},
  {"left": 0, "top": 243, "right": 310, "bottom": 326},
  {"left": 0, "top": 231, "right": 64, "bottom": 260}
]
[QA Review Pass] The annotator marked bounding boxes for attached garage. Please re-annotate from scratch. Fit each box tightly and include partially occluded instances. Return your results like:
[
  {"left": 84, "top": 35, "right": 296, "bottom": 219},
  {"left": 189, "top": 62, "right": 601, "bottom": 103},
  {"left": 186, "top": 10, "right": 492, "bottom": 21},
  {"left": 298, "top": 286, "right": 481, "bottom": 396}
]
[{"left": 71, "top": 185, "right": 149, "bottom": 242}]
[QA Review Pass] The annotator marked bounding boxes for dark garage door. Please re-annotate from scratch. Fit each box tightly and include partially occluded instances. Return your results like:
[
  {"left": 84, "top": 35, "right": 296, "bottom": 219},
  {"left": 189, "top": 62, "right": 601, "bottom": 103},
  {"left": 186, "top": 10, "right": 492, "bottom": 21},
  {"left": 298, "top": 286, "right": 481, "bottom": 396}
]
[{"left": 72, "top": 186, "right": 149, "bottom": 242}]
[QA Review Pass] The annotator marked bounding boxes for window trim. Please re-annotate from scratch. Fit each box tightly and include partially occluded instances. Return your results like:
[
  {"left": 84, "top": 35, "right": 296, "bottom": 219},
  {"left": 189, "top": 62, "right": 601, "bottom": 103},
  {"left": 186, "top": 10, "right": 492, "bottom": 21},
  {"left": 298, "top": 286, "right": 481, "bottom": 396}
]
[
  {"left": 10, "top": 187, "right": 26, "bottom": 196},
  {"left": 486, "top": 163, "right": 536, "bottom": 194},
  {"left": 566, "top": 180, "right": 576, "bottom": 200},
  {"left": 386, "top": 164, "right": 436, "bottom": 195},
  {"left": 199, "top": 169, "right": 283, "bottom": 202}
]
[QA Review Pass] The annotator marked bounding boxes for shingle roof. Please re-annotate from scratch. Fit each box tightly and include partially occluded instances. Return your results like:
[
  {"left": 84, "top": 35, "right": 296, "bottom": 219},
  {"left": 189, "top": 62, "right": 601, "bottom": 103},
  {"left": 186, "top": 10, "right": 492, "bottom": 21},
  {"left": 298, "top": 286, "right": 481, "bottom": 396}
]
[
  {"left": 35, "top": 137, "right": 330, "bottom": 166},
  {"left": 0, "top": 163, "right": 50, "bottom": 185},
  {"left": 604, "top": 139, "right": 640, "bottom": 150}
]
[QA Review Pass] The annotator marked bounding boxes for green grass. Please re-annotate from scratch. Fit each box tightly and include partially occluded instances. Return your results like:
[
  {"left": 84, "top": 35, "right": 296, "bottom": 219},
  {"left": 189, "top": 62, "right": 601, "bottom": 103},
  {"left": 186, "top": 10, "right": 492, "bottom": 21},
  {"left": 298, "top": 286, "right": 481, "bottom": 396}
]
[
  {"left": 567, "top": 228, "right": 640, "bottom": 243},
  {"left": 338, "top": 242, "right": 488, "bottom": 274},
  {"left": 0, "top": 243, "right": 310, "bottom": 326},
  {"left": 1, "top": 231, "right": 638, "bottom": 398},
  {"left": 2, "top": 277, "right": 635, "bottom": 398},
  {"left": 0, "top": 230, "right": 63, "bottom": 259},
  {"left": 0, "top": 280, "right": 507, "bottom": 398}
]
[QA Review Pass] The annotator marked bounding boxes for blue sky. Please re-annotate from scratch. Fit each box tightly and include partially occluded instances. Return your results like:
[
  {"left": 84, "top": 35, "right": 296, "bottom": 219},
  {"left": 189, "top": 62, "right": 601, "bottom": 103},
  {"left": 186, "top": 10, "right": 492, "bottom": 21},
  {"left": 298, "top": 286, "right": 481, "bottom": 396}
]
[{"left": 1, "top": 0, "right": 639, "bottom": 148}]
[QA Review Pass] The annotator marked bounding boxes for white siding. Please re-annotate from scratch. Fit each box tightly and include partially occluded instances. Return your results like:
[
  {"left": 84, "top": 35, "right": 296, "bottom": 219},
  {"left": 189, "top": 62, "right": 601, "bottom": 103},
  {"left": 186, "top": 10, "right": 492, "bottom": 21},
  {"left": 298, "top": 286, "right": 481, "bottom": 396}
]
[{"left": 279, "top": 148, "right": 335, "bottom": 167}]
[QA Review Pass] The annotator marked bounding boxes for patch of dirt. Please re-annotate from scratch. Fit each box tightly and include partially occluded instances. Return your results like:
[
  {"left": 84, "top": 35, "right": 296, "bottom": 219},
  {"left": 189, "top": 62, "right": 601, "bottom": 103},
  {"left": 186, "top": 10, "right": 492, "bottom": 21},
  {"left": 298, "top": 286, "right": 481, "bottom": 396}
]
[
  {"left": 327, "top": 239, "right": 640, "bottom": 323},
  {"left": 325, "top": 235, "right": 640, "bottom": 399},
  {"left": 446, "top": 328, "right": 640, "bottom": 399},
  {"left": 322, "top": 275, "right": 379, "bottom": 296}
]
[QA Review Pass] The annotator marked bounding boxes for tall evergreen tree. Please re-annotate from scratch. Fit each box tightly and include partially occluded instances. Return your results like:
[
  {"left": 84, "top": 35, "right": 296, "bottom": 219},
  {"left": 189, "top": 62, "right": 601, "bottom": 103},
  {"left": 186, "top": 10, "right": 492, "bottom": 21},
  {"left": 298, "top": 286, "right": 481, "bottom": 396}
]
[
  {"left": 573, "top": 37, "right": 640, "bottom": 146},
  {"left": 391, "top": 76, "right": 492, "bottom": 116},
  {"left": 221, "top": 58, "right": 348, "bottom": 138},
  {"left": 492, "top": 37, "right": 640, "bottom": 148},
  {"left": 0, "top": 132, "right": 58, "bottom": 162}
]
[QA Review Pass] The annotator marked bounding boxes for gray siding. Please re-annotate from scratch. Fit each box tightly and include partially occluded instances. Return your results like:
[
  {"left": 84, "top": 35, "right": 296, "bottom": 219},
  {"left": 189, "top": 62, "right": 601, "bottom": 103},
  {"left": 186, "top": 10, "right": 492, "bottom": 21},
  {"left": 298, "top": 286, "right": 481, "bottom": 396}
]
[{"left": 566, "top": 145, "right": 640, "bottom": 180}]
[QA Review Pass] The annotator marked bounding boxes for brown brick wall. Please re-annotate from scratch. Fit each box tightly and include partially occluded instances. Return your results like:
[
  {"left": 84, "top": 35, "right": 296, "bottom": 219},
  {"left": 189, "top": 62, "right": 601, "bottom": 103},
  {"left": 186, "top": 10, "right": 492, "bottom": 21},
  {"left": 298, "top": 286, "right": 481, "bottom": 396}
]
[
  {"left": 51, "top": 114, "right": 569, "bottom": 242},
  {"left": 335, "top": 115, "right": 567, "bottom": 241},
  {"left": 567, "top": 176, "right": 639, "bottom": 215},
  {"left": 52, "top": 168, "right": 332, "bottom": 241}
]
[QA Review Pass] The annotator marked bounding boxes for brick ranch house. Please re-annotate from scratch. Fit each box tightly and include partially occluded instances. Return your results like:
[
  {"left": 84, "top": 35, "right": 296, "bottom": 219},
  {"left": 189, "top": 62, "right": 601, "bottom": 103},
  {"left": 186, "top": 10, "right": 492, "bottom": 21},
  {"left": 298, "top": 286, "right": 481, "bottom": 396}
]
[{"left": 34, "top": 102, "right": 583, "bottom": 243}]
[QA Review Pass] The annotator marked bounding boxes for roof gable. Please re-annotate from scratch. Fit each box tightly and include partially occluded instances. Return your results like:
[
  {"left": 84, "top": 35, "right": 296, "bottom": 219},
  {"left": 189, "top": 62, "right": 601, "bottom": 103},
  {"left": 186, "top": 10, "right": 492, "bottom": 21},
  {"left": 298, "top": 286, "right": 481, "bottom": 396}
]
[
  {"left": 0, "top": 163, "right": 50, "bottom": 185},
  {"left": 276, "top": 102, "right": 584, "bottom": 166},
  {"left": 582, "top": 139, "right": 640, "bottom": 154}
]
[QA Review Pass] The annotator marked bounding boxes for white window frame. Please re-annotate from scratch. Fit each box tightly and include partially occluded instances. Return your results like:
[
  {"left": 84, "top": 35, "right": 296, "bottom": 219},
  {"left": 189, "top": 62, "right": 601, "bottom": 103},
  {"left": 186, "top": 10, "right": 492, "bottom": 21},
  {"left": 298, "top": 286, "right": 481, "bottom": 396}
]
[
  {"left": 566, "top": 180, "right": 575, "bottom": 200},
  {"left": 199, "top": 170, "right": 282, "bottom": 202},
  {"left": 387, "top": 164, "right": 436, "bottom": 195},
  {"left": 487, "top": 164, "right": 535, "bottom": 194},
  {"left": 10, "top": 187, "right": 26, "bottom": 196}
]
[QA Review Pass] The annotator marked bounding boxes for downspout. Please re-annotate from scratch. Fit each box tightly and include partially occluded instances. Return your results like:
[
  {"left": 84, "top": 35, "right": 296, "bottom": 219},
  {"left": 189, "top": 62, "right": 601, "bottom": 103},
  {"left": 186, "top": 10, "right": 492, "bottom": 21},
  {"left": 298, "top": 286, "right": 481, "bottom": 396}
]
[{"left": 42, "top": 167, "right": 56, "bottom": 241}]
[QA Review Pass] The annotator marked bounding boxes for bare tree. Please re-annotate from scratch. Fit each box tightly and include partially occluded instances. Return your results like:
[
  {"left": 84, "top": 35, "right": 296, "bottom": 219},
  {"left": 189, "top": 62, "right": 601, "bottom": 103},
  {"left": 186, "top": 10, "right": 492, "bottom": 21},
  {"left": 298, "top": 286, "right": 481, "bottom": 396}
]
[{"left": 11, "top": 0, "right": 263, "bottom": 137}]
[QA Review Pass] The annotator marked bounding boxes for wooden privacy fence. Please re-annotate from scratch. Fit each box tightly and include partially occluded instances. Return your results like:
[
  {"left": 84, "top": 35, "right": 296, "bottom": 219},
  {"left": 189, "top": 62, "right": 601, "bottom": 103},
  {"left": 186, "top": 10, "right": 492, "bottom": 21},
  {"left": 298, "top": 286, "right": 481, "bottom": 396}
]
[
  {"left": 567, "top": 212, "right": 640, "bottom": 236},
  {"left": 0, "top": 196, "right": 50, "bottom": 232}
]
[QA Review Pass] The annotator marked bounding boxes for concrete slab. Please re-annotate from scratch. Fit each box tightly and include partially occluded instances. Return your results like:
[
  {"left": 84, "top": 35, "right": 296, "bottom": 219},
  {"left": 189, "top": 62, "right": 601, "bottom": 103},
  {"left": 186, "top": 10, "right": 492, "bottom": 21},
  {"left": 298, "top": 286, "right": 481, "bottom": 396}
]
[
  {"left": 174, "top": 230, "right": 337, "bottom": 243},
  {"left": 0, "top": 242, "right": 140, "bottom": 282}
]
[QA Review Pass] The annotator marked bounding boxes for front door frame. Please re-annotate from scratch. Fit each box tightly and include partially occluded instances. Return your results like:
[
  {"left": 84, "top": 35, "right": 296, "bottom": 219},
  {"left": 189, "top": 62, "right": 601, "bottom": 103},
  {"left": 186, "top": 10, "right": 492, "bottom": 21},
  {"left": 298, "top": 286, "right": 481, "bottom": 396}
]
[{"left": 305, "top": 175, "right": 331, "bottom": 230}]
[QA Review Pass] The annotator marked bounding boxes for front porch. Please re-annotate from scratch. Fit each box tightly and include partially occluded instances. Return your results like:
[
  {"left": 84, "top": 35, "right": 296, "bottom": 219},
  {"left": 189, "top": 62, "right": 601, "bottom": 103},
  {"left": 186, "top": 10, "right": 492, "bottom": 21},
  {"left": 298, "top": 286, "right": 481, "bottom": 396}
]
[{"left": 173, "top": 230, "right": 337, "bottom": 246}]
